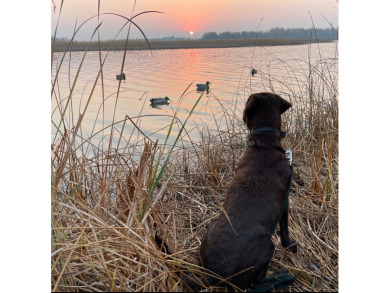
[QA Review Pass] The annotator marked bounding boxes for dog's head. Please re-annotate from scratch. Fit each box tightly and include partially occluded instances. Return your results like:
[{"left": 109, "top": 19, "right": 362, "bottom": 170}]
[{"left": 243, "top": 92, "right": 292, "bottom": 130}]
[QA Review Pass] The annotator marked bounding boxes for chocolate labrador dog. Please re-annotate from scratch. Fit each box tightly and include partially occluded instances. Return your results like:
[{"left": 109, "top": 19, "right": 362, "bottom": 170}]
[{"left": 192, "top": 92, "right": 296, "bottom": 290}]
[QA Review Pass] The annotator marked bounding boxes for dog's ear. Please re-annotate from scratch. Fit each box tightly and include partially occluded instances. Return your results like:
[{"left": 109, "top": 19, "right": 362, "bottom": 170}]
[
  {"left": 243, "top": 103, "right": 253, "bottom": 124},
  {"left": 280, "top": 99, "right": 292, "bottom": 114},
  {"left": 243, "top": 94, "right": 258, "bottom": 124}
]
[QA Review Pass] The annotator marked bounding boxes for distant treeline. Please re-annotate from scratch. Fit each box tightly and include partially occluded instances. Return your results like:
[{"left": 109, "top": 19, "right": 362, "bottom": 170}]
[
  {"left": 52, "top": 27, "right": 338, "bottom": 44},
  {"left": 201, "top": 27, "right": 338, "bottom": 41},
  {"left": 52, "top": 27, "right": 338, "bottom": 52}
]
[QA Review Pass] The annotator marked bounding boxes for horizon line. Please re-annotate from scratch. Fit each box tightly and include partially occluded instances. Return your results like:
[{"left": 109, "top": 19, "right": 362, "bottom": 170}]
[{"left": 52, "top": 26, "right": 338, "bottom": 42}]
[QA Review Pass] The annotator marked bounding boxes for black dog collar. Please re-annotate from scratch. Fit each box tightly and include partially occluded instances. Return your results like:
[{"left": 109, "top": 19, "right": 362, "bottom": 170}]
[
  {"left": 246, "top": 140, "right": 286, "bottom": 153},
  {"left": 248, "top": 127, "right": 286, "bottom": 153},
  {"left": 249, "top": 127, "right": 286, "bottom": 138}
]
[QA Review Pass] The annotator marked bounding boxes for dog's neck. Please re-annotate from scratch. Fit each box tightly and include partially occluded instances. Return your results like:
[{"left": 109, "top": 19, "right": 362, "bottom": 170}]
[
  {"left": 247, "top": 126, "right": 286, "bottom": 153},
  {"left": 249, "top": 126, "right": 286, "bottom": 138}
]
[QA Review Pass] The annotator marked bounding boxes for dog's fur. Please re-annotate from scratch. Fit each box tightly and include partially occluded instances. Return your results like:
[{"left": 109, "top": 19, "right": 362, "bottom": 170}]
[{"left": 193, "top": 92, "right": 296, "bottom": 290}]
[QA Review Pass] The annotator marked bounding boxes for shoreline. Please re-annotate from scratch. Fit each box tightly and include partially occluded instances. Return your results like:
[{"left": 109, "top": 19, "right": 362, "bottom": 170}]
[{"left": 52, "top": 38, "right": 335, "bottom": 52}]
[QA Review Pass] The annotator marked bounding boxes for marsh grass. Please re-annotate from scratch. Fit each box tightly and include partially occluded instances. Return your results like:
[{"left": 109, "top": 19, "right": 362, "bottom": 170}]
[
  {"left": 51, "top": 5, "right": 338, "bottom": 291},
  {"left": 53, "top": 38, "right": 335, "bottom": 52}
]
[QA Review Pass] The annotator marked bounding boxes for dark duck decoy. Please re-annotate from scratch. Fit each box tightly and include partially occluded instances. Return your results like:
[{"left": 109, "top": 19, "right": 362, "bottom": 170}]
[
  {"left": 196, "top": 81, "right": 210, "bottom": 91},
  {"left": 116, "top": 73, "right": 126, "bottom": 80},
  {"left": 150, "top": 97, "right": 170, "bottom": 106}
]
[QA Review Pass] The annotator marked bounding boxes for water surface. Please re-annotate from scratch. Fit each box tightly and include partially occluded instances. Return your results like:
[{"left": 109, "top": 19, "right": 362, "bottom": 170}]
[{"left": 51, "top": 43, "right": 337, "bottom": 151}]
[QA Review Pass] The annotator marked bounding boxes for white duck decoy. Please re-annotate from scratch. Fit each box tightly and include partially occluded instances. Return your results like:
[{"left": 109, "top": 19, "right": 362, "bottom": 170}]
[
  {"left": 150, "top": 97, "right": 170, "bottom": 106},
  {"left": 116, "top": 73, "right": 126, "bottom": 80},
  {"left": 196, "top": 81, "right": 210, "bottom": 91}
]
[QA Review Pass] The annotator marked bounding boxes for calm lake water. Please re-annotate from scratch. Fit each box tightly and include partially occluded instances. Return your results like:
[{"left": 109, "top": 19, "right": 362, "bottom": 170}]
[{"left": 51, "top": 42, "right": 338, "bottom": 152}]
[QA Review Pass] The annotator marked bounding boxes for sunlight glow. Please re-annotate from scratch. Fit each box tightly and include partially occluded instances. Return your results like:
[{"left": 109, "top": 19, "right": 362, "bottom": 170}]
[{"left": 51, "top": 0, "right": 339, "bottom": 41}]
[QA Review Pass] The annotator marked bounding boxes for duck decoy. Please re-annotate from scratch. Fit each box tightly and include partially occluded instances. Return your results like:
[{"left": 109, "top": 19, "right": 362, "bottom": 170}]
[
  {"left": 150, "top": 97, "right": 170, "bottom": 106},
  {"left": 251, "top": 68, "right": 258, "bottom": 76},
  {"left": 196, "top": 81, "right": 210, "bottom": 91},
  {"left": 116, "top": 73, "right": 126, "bottom": 80}
]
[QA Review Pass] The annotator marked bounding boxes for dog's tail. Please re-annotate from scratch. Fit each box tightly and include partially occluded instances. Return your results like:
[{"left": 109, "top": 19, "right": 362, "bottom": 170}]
[{"left": 154, "top": 233, "right": 210, "bottom": 291}]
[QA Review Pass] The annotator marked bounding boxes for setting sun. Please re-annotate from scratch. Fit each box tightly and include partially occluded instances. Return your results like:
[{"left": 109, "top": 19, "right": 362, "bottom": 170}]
[{"left": 189, "top": 31, "right": 194, "bottom": 35}]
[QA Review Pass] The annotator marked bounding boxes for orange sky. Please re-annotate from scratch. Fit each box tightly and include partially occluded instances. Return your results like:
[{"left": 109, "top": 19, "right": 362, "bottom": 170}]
[{"left": 51, "top": 0, "right": 338, "bottom": 40}]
